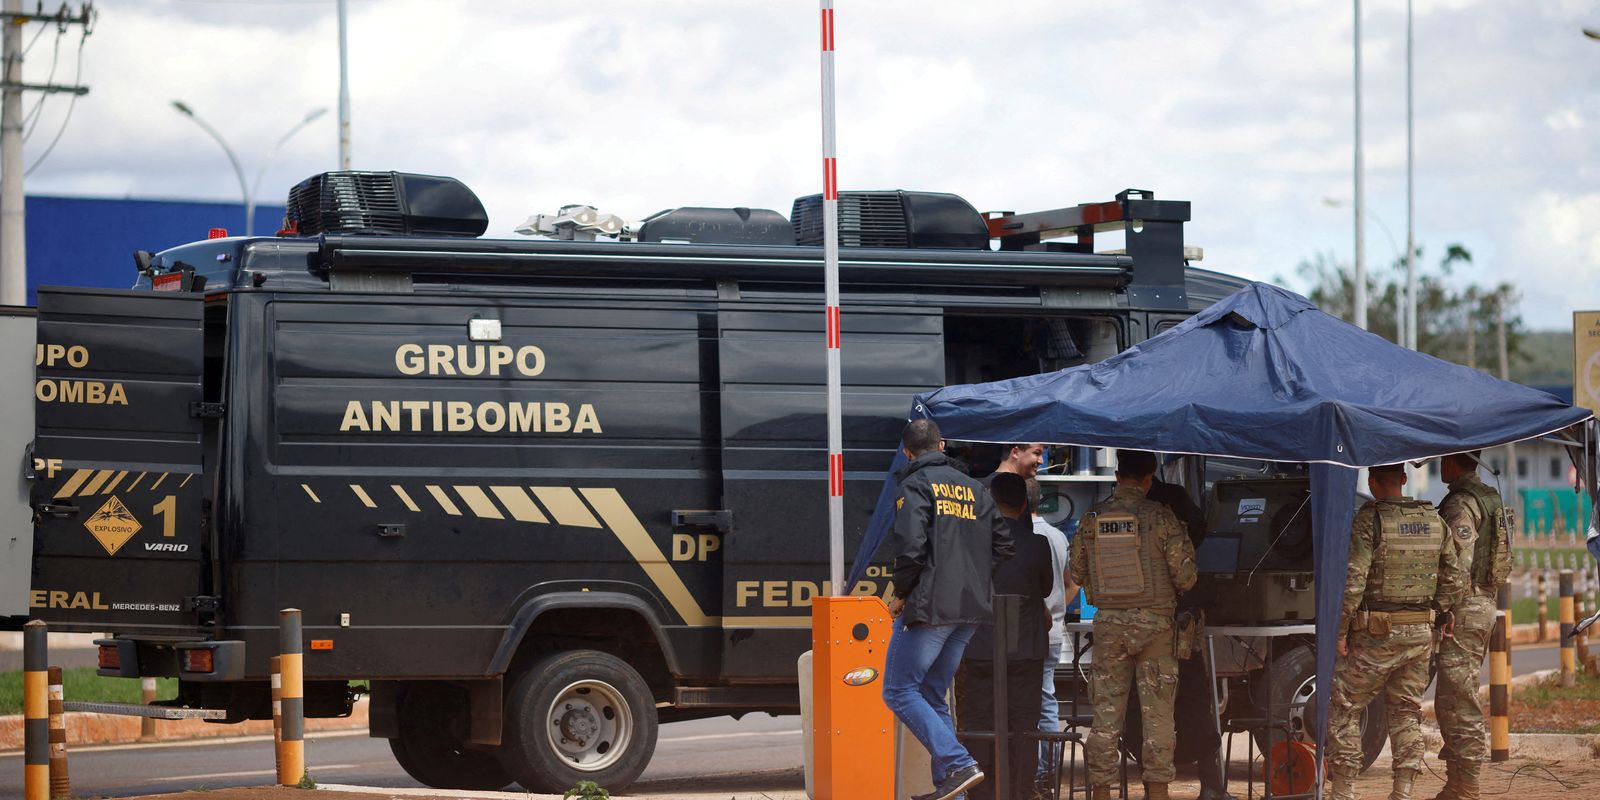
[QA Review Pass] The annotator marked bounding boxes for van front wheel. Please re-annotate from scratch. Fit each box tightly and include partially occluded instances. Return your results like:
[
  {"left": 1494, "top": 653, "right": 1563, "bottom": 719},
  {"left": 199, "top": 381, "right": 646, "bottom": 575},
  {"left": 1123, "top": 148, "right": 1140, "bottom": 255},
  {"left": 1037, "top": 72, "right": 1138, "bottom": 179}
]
[{"left": 499, "top": 650, "right": 658, "bottom": 793}]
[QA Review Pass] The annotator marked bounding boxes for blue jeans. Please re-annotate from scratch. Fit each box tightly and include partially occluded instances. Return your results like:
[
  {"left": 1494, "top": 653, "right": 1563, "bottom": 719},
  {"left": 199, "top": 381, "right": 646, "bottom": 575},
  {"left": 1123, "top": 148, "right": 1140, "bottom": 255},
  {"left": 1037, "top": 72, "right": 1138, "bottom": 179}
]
[
  {"left": 882, "top": 617, "right": 978, "bottom": 784},
  {"left": 1038, "top": 638, "right": 1063, "bottom": 778}
]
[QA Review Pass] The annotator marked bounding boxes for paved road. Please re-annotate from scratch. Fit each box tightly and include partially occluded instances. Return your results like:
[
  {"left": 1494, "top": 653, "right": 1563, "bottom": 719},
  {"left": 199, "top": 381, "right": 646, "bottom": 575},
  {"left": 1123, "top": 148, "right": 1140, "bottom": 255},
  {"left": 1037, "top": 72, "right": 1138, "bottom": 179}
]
[{"left": 0, "top": 713, "right": 805, "bottom": 799}]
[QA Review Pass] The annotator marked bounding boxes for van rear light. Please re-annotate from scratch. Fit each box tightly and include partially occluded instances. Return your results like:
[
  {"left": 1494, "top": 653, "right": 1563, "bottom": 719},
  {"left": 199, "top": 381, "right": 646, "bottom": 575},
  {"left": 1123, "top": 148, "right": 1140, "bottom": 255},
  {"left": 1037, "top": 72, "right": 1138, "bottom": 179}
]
[
  {"left": 98, "top": 645, "right": 120, "bottom": 670},
  {"left": 208, "top": 228, "right": 228, "bottom": 239},
  {"left": 152, "top": 273, "right": 184, "bottom": 292},
  {"left": 182, "top": 648, "right": 214, "bottom": 674}
]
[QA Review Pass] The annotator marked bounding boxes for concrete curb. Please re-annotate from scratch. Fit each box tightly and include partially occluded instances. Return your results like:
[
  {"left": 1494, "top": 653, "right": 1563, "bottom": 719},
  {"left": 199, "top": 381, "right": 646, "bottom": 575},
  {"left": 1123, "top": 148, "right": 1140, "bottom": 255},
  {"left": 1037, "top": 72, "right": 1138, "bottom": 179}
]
[
  {"left": 0, "top": 697, "right": 368, "bottom": 751},
  {"left": 1421, "top": 668, "right": 1555, "bottom": 718}
]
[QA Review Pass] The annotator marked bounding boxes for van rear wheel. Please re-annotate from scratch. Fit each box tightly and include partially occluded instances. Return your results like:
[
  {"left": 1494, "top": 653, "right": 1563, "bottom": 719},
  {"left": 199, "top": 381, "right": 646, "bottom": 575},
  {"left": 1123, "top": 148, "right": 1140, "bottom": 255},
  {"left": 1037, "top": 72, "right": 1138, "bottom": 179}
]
[
  {"left": 1250, "top": 644, "right": 1386, "bottom": 772},
  {"left": 388, "top": 682, "right": 513, "bottom": 790},
  {"left": 499, "top": 649, "right": 658, "bottom": 793}
]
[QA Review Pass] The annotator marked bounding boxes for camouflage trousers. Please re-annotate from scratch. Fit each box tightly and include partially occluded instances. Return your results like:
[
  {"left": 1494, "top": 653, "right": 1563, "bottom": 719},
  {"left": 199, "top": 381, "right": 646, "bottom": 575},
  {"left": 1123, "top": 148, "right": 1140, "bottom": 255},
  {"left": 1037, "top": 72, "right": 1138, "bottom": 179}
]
[
  {"left": 1086, "top": 608, "right": 1178, "bottom": 786},
  {"left": 1328, "top": 622, "right": 1433, "bottom": 775},
  {"left": 1436, "top": 594, "right": 1496, "bottom": 766}
]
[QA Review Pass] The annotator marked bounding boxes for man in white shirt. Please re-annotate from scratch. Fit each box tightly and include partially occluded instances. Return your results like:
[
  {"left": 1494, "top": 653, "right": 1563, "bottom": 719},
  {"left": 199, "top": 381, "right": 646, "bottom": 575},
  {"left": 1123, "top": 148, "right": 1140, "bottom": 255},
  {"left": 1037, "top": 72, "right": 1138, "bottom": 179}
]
[{"left": 1027, "top": 478, "right": 1076, "bottom": 790}]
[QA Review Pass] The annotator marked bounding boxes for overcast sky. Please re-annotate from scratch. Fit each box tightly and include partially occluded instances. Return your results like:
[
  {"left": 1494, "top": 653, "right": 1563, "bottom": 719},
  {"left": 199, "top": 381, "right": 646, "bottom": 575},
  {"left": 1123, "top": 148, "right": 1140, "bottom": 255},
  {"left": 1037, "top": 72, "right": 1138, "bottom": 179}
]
[{"left": 17, "top": 0, "right": 1599, "bottom": 329}]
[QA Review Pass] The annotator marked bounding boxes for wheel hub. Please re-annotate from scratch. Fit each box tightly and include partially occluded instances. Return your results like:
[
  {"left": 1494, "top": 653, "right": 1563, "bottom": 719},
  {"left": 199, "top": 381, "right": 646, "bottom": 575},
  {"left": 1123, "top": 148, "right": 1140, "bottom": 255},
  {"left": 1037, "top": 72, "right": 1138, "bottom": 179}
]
[
  {"left": 559, "top": 705, "right": 599, "bottom": 745},
  {"left": 544, "top": 679, "right": 634, "bottom": 772}
]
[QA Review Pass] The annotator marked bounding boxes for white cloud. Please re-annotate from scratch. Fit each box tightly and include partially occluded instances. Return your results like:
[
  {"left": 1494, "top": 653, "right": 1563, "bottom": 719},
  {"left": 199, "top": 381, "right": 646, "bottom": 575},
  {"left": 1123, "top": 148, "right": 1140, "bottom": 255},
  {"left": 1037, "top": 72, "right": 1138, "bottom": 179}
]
[{"left": 14, "top": 0, "right": 1600, "bottom": 328}]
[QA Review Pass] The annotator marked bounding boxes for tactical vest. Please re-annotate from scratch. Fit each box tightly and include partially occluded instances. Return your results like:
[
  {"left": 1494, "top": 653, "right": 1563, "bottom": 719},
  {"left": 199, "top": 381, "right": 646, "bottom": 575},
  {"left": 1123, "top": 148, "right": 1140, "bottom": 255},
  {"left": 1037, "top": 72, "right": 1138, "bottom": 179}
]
[
  {"left": 1081, "top": 499, "right": 1176, "bottom": 609},
  {"left": 1454, "top": 481, "right": 1514, "bottom": 588},
  {"left": 1364, "top": 499, "right": 1445, "bottom": 607}
]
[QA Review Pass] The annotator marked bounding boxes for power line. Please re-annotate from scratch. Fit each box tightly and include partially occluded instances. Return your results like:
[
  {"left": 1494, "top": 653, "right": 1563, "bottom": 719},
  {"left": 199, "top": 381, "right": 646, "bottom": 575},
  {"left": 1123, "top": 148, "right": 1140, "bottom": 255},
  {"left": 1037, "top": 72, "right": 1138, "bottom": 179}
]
[
  {"left": 25, "top": 26, "right": 86, "bottom": 176},
  {"left": 21, "top": 28, "right": 62, "bottom": 141}
]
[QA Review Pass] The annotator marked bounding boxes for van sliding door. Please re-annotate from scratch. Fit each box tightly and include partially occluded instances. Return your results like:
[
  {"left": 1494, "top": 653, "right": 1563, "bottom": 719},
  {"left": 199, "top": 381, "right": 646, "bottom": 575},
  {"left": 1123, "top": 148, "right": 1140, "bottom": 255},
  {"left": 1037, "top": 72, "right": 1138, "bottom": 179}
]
[{"left": 31, "top": 288, "right": 207, "bottom": 633}]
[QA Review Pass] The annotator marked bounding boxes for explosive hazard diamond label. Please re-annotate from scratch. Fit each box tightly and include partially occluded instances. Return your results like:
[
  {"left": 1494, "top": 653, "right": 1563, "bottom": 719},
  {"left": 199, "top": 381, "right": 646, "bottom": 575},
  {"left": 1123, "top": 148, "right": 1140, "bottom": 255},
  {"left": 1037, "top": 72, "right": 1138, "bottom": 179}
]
[{"left": 85, "top": 495, "right": 141, "bottom": 556}]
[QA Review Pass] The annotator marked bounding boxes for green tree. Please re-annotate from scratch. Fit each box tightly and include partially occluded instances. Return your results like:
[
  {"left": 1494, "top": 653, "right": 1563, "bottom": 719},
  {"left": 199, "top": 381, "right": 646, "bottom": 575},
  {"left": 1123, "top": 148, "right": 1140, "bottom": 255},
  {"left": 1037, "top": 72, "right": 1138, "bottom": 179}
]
[{"left": 1284, "top": 244, "right": 1527, "bottom": 372}]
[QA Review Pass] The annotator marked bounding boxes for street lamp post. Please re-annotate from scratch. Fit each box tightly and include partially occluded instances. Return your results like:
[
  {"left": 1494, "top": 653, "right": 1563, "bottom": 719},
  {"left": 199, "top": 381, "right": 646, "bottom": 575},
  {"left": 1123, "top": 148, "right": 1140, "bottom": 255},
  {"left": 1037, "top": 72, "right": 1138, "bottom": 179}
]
[{"left": 173, "top": 101, "right": 327, "bottom": 236}]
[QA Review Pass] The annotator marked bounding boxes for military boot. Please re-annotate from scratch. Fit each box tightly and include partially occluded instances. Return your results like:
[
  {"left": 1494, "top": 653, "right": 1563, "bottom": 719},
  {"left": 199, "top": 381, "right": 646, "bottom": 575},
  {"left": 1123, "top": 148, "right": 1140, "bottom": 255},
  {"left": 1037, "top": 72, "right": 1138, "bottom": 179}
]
[
  {"left": 1143, "top": 782, "right": 1170, "bottom": 800},
  {"left": 1090, "top": 786, "right": 1112, "bottom": 800},
  {"left": 1390, "top": 768, "right": 1417, "bottom": 800},
  {"left": 1427, "top": 759, "right": 1460, "bottom": 800},
  {"left": 1330, "top": 768, "right": 1359, "bottom": 800},
  {"left": 1454, "top": 762, "right": 1481, "bottom": 800}
]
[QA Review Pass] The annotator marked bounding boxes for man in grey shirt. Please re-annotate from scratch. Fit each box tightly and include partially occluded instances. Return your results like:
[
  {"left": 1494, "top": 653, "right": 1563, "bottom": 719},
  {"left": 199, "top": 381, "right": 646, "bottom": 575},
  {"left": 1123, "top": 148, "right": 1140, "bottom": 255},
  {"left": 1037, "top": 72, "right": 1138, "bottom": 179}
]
[{"left": 1028, "top": 478, "right": 1075, "bottom": 789}]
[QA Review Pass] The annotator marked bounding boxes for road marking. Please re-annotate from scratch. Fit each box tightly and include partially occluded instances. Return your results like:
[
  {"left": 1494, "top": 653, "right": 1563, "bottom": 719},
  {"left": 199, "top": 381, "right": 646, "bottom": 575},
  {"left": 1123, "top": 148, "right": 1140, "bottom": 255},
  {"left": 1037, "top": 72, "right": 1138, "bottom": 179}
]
[
  {"left": 659, "top": 729, "right": 800, "bottom": 744},
  {"left": 156, "top": 763, "right": 367, "bottom": 782},
  {"left": 0, "top": 728, "right": 369, "bottom": 757}
]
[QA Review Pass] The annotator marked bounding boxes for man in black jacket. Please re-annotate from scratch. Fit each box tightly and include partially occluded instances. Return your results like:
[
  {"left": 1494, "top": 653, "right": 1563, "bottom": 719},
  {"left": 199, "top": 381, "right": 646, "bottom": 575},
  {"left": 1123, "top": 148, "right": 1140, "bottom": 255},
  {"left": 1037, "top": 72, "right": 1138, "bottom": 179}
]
[
  {"left": 884, "top": 419, "right": 1014, "bottom": 800},
  {"left": 956, "top": 472, "right": 1053, "bottom": 800}
]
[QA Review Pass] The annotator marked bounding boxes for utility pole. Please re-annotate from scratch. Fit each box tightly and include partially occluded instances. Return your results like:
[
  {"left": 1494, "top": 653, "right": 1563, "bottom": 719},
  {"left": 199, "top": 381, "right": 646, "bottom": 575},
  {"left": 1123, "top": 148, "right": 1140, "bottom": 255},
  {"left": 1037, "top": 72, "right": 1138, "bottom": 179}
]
[
  {"left": 337, "top": 0, "right": 351, "bottom": 169},
  {"left": 1498, "top": 292, "right": 1519, "bottom": 522},
  {"left": 1405, "top": 0, "right": 1417, "bottom": 350},
  {"left": 0, "top": 2, "right": 92, "bottom": 306},
  {"left": 1353, "top": 0, "right": 1367, "bottom": 330}
]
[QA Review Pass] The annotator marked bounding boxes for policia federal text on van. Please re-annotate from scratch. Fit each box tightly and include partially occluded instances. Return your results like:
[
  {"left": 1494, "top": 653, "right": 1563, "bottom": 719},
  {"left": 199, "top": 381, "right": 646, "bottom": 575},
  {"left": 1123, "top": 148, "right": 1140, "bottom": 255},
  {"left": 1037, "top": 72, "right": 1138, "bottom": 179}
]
[{"left": 21, "top": 171, "right": 1362, "bottom": 791}]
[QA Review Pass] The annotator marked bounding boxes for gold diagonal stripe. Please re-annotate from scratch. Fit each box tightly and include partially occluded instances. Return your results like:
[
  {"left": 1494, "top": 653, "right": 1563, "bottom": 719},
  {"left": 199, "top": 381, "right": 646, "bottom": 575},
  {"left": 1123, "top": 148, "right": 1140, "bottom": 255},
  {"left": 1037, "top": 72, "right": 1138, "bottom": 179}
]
[
  {"left": 179, "top": 474, "right": 193, "bottom": 488},
  {"left": 80, "top": 470, "right": 115, "bottom": 496},
  {"left": 392, "top": 485, "right": 421, "bottom": 512},
  {"left": 151, "top": 473, "right": 169, "bottom": 490},
  {"left": 302, "top": 484, "right": 322, "bottom": 503},
  {"left": 490, "top": 486, "right": 547, "bottom": 523},
  {"left": 581, "top": 488, "right": 717, "bottom": 626},
  {"left": 101, "top": 471, "right": 129, "bottom": 494},
  {"left": 350, "top": 485, "right": 376, "bottom": 509},
  {"left": 455, "top": 486, "right": 503, "bottom": 519},
  {"left": 532, "top": 487, "right": 601, "bottom": 528},
  {"left": 426, "top": 485, "right": 461, "bottom": 516},
  {"left": 126, "top": 472, "right": 147, "bottom": 491},
  {"left": 54, "top": 469, "right": 91, "bottom": 499}
]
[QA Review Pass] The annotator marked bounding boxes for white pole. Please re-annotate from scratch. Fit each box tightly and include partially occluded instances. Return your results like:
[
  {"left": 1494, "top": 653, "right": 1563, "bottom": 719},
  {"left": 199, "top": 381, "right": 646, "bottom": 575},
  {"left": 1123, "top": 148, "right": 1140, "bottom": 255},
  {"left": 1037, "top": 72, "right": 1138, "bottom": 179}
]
[
  {"left": 1353, "top": 0, "right": 1367, "bottom": 331},
  {"left": 1405, "top": 0, "right": 1417, "bottom": 350},
  {"left": 0, "top": 0, "right": 26, "bottom": 305},
  {"left": 337, "top": 0, "right": 351, "bottom": 170},
  {"left": 819, "top": 0, "right": 844, "bottom": 594}
]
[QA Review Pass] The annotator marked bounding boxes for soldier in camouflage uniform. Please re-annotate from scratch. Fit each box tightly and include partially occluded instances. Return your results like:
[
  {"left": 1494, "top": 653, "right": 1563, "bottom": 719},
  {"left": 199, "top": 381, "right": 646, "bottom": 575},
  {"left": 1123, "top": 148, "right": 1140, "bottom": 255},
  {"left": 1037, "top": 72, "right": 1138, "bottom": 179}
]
[
  {"left": 1329, "top": 464, "right": 1464, "bottom": 800},
  {"left": 1430, "top": 452, "right": 1511, "bottom": 800},
  {"left": 1069, "top": 450, "right": 1197, "bottom": 800}
]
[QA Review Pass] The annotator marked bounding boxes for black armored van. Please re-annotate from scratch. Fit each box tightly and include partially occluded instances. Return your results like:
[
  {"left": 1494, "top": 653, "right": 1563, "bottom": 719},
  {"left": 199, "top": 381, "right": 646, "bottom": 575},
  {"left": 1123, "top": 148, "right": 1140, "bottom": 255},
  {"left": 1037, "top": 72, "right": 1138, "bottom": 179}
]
[{"left": 27, "top": 172, "right": 1243, "bottom": 791}]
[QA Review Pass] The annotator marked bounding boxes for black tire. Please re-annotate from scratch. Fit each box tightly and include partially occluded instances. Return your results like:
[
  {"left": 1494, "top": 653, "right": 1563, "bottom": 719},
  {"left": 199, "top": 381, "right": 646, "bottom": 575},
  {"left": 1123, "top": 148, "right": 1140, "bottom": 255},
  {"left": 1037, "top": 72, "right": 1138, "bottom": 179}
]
[
  {"left": 499, "top": 649, "right": 659, "bottom": 794},
  {"left": 1249, "top": 644, "right": 1387, "bottom": 773},
  {"left": 388, "top": 682, "right": 514, "bottom": 791}
]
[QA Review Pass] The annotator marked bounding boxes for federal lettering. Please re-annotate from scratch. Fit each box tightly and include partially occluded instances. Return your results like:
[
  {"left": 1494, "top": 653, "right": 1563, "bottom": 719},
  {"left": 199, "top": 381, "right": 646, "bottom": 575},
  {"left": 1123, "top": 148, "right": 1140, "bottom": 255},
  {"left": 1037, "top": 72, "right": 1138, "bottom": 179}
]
[{"left": 36, "top": 343, "right": 89, "bottom": 368}]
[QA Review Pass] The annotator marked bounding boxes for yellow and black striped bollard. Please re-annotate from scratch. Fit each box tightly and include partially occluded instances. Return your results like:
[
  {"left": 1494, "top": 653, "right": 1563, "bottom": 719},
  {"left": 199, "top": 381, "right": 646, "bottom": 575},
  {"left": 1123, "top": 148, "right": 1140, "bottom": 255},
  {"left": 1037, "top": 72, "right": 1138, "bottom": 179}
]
[
  {"left": 272, "top": 655, "right": 283, "bottom": 754},
  {"left": 1538, "top": 570, "right": 1548, "bottom": 642},
  {"left": 23, "top": 620, "right": 49, "bottom": 800},
  {"left": 1560, "top": 570, "right": 1575, "bottom": 688},
  {"left": 1489, "top": 601, "right": 1510, "bottom": 763},
  {"left": 1498, "top": 585, "right": 1512, "bottom": 674},
  {"left": 278, "top": 609, "right": 305, "bottom": 786},
  {"left": 47, "top": 666, "right": 69, "bottom": 799}
]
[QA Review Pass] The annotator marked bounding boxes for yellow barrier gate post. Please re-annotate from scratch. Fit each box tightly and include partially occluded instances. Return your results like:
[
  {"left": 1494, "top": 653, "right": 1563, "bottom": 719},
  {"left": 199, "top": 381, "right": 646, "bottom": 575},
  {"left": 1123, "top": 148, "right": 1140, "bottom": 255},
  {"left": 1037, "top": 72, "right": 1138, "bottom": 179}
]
[
  {"left": 811, "top": 595, "right": 893, "bottom": 800},
  {"left": 1489, "top": 600, "right": 1509, "bottom": 763},
  {"left": 1560, "top": 571, "right": 1575, "bottom": 688},
  {"left": 278, "top": 609, "right": 305, "bottom": 786},
  {"left": 23, "top": 620, "right": 49, "bottom": 800},
  {"left": 47, "top": 667, "right": 69, "bottom": 800}
]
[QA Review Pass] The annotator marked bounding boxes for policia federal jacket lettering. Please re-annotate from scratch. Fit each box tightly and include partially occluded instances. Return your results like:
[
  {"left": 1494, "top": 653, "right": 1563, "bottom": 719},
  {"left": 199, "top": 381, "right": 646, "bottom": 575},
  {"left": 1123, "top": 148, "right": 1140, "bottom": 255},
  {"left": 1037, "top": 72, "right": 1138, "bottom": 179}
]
[{"left": 890, "top": 452, "right": 1014, "bottom": 626}]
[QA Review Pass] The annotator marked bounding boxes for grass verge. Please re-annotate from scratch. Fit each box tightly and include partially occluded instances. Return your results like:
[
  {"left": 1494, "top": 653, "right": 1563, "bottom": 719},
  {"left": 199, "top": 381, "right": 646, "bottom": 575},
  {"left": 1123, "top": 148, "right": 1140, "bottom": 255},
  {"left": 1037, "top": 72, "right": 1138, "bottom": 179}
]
[{"left": 0, "top": 667, "right": 177, "bottom": 714}]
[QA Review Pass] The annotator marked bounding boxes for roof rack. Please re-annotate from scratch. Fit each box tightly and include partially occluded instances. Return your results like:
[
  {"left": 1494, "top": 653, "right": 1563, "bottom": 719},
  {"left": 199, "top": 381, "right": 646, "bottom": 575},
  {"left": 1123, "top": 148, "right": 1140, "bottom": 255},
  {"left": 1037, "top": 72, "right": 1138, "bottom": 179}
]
[{"left": 984, "top": 189, "right": 1190, "bottom": 309}]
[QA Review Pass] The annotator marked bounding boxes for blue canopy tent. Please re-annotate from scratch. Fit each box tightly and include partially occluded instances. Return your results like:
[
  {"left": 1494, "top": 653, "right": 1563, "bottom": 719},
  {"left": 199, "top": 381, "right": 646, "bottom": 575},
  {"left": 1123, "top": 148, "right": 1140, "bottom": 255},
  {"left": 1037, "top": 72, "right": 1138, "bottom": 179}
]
[{"left": 849, "top": 281, "right": 1594, "bottom": 782}]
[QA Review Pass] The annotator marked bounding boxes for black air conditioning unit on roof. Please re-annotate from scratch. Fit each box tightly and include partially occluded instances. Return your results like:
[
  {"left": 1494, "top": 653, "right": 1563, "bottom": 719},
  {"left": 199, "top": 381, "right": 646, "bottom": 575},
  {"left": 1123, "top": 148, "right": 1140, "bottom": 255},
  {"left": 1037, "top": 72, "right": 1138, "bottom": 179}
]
[
  {"left": 791, "top": 190, "right": 989, "bottom": 250},
  {"left": 285, "top": 171, "right": 489, "bottom": 238}
]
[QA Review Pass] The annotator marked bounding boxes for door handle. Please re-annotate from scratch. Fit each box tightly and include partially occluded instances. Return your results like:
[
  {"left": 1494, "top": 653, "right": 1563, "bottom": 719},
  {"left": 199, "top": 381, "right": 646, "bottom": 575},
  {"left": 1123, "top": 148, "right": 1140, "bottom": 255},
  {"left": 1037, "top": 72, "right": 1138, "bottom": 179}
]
[{"left": 34, "top": 503, "right": 78, "bottom": 519}]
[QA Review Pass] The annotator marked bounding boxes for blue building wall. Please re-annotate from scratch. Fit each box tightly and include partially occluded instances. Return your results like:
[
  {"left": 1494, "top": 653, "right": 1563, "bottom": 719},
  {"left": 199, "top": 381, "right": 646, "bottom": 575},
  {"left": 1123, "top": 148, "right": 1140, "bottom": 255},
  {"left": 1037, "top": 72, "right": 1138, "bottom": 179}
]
[{"left": 24, "top": 195, "right": 286, "bottom": 305}]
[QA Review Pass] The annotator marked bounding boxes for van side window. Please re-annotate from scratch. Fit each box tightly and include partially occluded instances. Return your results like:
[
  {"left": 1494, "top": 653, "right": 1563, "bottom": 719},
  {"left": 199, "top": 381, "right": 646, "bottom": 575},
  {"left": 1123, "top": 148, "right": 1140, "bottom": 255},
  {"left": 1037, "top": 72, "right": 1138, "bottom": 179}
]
[{"left": 943, "top": 315, "right": 1122, "bottom": 386}]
